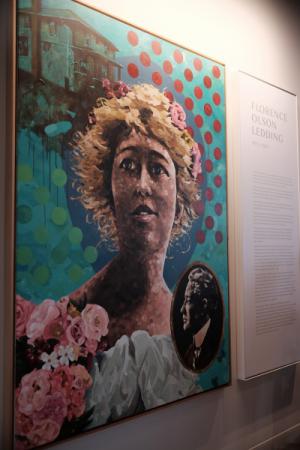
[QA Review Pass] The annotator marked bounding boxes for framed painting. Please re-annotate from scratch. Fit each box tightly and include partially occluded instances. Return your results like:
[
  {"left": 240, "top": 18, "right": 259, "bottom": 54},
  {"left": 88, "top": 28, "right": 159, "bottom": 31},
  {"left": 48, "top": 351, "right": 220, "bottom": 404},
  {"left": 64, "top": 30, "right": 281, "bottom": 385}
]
[{"left": 12, "top": 0, "right": 230, "bottom": 448}]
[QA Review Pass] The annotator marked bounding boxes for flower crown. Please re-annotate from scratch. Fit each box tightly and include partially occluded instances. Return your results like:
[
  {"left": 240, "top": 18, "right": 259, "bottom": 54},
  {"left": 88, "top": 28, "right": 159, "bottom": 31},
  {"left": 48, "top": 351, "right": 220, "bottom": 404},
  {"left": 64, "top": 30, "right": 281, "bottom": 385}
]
[{"left": 89, "top": 79, "right": 202, "bottom": 179}]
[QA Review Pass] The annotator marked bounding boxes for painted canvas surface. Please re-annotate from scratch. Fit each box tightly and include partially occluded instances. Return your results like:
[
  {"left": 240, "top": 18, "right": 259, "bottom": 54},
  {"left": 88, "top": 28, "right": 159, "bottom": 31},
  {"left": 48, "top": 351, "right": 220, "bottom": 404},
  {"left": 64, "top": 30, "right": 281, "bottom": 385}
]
[{"left": 15, "top": 0, "right": 230, "bottom": 448}]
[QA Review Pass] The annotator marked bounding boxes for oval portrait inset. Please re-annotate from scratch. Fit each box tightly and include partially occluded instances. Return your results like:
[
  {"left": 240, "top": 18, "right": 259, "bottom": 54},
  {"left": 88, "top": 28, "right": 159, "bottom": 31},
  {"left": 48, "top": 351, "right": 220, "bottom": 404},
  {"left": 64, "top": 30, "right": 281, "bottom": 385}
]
[{"left": 171, "top": 262, "right": 224, "bottom": 373}]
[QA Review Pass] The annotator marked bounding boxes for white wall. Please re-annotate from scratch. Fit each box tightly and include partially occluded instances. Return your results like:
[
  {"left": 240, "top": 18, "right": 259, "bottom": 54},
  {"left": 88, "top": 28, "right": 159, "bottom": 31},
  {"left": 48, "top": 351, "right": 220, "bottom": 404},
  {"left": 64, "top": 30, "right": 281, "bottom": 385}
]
[{"left": 1, "top": 0, "right": 300, "bottom": 449}]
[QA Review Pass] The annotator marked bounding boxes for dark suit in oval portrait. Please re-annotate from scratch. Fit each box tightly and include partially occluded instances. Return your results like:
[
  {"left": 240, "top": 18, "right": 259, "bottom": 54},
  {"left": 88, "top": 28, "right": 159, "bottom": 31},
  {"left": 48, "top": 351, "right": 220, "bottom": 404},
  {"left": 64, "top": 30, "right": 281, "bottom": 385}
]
[{"left": 171, "top": 262, "right": 224, "bottom": 373}]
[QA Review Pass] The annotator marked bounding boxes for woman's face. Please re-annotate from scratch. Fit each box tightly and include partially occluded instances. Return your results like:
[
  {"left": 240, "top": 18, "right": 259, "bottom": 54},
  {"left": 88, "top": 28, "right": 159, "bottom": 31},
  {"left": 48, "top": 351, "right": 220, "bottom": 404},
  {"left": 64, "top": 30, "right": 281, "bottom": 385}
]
[{"left": 111, "top": 130, "right": 177, "bottom": 254}]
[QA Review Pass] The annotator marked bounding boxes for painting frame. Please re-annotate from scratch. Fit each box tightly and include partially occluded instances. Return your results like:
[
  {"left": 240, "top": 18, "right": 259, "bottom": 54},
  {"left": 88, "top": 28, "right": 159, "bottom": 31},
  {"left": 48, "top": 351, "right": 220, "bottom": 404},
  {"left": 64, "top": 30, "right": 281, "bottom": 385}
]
[{"left": 7, "top": 1, "right": 231, "bottom": 448}]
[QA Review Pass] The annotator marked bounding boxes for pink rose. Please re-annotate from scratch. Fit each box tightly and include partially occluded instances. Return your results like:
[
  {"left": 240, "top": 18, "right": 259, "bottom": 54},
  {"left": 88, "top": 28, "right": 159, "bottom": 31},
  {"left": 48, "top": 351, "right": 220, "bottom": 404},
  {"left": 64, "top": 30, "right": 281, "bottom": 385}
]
[
  {"left": 14, "top": 439, "right": 31, "bottom": 450},
  {"left": 56, "top": 296, "right": 70, "bottom": 317},
  {"left": 27, "top": 418, "right": 61, "bottom": 446},
  {"left": 82, "top": 304, "right": 109, "bottom": 341},
  {"left": 16, "top": 295, "right": 35, "bottom": 339},
  {"left": 43, "top": 318, "right": 66, "bottom": 342},
  {"left": 84, "top": 338, "right": 98, "bottom": 355},
  {"left": 69, "top": 388, "right": 85, "bottom": 407},
  {"left": 66, "top": 316, "right": 85, "bottom": 347},
  {"left": 51, "top": 366, "right": 73, "bottom": 399},
  {"left": 113, "top": 80, "right": 130, "bottom": 98},
  {"left": 18, "top": 369, "right": 51, "bottom": 415},
  {"left": 102, "top": 78, "right": 111, "bottom": 90},
  {"left": 33, "top": 391, "right": 67, "bottom": 425},
  {"left": 191, "top": 143, "right": 202, "bottom": 178},
  {"left": 169, "top": 102, "right": 187, "bottom": 130},
  {"left": 26, "top": 299, "right": 60, "bottom": 343},
  {"left": 15, "top": 405, "right": 33, "bottom": 437},
  {"left": 69, "top": 364, "right": 93, "bottom": 391},
  {"left": 67, "top": 401, "right": 85, "bottom": 421}
]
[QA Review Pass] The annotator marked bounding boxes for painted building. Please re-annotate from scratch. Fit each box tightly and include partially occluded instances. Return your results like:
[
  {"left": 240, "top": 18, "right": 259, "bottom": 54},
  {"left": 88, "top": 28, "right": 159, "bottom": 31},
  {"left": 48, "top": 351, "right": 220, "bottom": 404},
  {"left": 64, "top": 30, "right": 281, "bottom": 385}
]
[{"left": 18, "top": 0, "right": 122, "bottom": 92}]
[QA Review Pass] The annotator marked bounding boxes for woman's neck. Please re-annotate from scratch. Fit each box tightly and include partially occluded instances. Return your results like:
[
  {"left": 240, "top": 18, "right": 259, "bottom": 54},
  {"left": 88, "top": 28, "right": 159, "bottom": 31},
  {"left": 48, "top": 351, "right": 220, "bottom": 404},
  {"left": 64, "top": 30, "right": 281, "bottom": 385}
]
[{"left": 115, "top": 247, "right": 168, "bottom": 296}]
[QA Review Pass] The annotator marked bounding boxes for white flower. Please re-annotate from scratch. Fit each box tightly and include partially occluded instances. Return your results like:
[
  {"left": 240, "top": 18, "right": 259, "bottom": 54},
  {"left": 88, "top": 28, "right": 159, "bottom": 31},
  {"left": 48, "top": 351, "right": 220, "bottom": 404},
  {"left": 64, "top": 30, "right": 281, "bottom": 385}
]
[
  {"left": 40, "top": 350, "right": 59, "bottom": 370},
  {"left": 57, "top": 344, "right": 76, "bottom": 366}
]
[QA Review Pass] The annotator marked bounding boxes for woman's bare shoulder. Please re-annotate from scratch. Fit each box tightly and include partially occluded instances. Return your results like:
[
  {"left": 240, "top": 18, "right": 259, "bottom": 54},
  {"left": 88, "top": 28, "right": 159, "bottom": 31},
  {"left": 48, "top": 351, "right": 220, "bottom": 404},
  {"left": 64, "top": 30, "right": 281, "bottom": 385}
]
[{"left": 68, "top": 264, "right": 110, "bottom": 306}]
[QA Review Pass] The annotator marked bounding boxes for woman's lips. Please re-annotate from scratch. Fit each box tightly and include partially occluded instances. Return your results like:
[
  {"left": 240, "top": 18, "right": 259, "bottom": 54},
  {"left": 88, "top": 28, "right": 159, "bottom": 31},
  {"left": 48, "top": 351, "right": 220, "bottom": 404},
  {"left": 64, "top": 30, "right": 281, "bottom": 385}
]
[{"left": 130, "top": 205, "right": 158, "bottom": 223}]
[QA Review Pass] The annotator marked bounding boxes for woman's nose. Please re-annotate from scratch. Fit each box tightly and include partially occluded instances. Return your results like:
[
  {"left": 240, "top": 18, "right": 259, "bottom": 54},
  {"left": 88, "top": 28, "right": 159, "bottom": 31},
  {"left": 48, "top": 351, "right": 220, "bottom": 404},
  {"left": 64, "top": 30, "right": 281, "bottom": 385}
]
[
  {"left": 180, "top": 303, "right": 186, "bottom": 314},
  {"left": 135, "top": 165, "right": 152, "bottom": 197}
]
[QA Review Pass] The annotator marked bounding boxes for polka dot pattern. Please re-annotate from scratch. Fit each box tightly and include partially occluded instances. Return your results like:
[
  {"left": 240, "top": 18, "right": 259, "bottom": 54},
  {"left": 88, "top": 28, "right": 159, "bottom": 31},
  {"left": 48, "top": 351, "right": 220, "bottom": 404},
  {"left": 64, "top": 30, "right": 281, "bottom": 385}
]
[
  {"left": 204, "top": 76, "right": 212, "bottom": 88},
  {"left": 163, "top": 60, "right": 173, "bottom": 74},
  {"left": 213, "top": 92, "right": 221, "bottom": 105},
  {"left": 128, "top": 30, "right": 138, "bottom": 46},
  {"left": 194, "top": 86, "right": 203, "bottom": 99},
  {"left": 185, "top": 97, "right": 194, "bottom": 110},
  {"left": 140, "top": 52, "right": 151, "bottom": 67},
  {"left": 173, "top": 49, "right": 183, "bottom": 63},
  {"left": 151, "top": 41, "right": 162, "bottom": 55},
  {"left": 174, "top": 79, "right": 183, "bottom": 93},
  {"left": 193, "top": 58, "right": 202, "bottom": 71},
  {"left": 184, "top": 68, "right": 193, "bottom": 81},
  {"left": 194, "top": 115, "right": 203, "bottom": 128},
  {"left": 152, "top": 71, "right": 162, "bottom": 85},
  {"left": 128, "top": 63, "right": 139, "bottom": 78},
  {"left": 204, "top": 103, "right": 212, "bottom": 116},
  {"left": 196, "top": 230, "right": 206, "bottom": 244}
]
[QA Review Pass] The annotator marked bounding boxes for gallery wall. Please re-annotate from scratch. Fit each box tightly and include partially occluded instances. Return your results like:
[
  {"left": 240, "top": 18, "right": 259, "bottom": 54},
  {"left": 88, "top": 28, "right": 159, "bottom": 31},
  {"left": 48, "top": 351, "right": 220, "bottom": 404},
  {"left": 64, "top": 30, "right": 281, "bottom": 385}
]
[{"left": 1, "top": 0, "right": 300, "bottom": 449}]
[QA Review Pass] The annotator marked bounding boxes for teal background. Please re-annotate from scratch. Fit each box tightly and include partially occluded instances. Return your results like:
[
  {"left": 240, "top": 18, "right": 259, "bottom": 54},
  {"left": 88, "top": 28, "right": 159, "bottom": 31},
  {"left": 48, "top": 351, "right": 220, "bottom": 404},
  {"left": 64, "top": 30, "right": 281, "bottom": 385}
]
[{"left": 16, "top": 0, "right": 229, "bottom": 390}]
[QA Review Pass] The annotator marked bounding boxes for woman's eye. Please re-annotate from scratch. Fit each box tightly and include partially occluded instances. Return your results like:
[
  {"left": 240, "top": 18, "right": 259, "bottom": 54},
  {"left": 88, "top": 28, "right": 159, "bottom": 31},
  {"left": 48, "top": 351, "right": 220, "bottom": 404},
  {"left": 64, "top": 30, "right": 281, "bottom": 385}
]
[
  {"left": 149, "top": 162, "right": 168, "bottom": 176},
  {"left": 120, "top": 158, "right": 136, "bottom": 172}
]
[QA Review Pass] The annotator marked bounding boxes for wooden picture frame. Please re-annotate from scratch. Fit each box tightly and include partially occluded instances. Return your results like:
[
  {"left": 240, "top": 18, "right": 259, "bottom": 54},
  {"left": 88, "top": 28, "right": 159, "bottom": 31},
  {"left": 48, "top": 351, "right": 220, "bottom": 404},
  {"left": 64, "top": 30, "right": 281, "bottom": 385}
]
[{"left": 9, "top": 1, "right": 230, "bottom": 448}]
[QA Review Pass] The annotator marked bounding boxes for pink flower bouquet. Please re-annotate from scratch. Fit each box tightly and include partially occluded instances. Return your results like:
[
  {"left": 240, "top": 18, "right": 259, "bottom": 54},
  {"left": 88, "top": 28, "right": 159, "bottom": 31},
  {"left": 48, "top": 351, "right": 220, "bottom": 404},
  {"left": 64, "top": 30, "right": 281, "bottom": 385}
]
[{"left": 15, "top": 295, "right": 109, "bottom": 449}]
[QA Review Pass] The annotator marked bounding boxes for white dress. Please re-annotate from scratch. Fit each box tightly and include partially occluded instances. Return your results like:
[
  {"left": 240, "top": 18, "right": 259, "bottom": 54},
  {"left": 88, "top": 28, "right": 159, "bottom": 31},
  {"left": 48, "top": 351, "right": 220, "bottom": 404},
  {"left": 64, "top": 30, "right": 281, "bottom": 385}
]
[{"left": 87, "top": 330, "right": 202, "bottom": 428}]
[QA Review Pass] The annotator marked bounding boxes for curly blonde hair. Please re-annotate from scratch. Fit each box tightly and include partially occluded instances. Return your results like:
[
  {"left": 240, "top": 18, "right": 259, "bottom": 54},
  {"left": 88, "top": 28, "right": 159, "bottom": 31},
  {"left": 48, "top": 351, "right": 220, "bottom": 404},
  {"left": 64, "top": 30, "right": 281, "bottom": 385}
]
[{"left": 74, "top": 83, "right": 200, "bottom": 248}]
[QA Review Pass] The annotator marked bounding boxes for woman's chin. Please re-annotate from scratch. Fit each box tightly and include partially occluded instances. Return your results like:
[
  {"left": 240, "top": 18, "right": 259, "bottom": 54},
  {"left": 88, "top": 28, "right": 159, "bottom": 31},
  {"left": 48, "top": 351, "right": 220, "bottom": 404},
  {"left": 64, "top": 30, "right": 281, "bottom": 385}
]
[{"left": 122, "top": 233, "right": 163, "bottom": 255}]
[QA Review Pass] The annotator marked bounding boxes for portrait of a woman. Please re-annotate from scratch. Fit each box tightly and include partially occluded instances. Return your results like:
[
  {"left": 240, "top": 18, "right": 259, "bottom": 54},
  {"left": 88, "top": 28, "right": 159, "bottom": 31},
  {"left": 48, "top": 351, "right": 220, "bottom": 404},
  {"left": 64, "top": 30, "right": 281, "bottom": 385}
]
[
  {"left": 70, "top": 81, "right": 202, "bottom": 347},
  {"left": 13, "top": 3, "right": 229, "bottom": 446}
]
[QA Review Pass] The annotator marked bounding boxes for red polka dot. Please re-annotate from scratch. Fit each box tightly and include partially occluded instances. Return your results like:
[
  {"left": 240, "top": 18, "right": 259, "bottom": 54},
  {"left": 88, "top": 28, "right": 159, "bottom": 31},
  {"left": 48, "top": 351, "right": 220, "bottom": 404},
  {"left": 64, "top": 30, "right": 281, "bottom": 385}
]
[
  {"left": 164, "top": 90, "right": 174, "bottom": 102},
  {"left": 194, "top": 115, "right": 203, "bottom": 128},
  {"left": 205, "top": 216, "right": 214, "bottom": 229},
  {"left": 185, "top": 97, "right": 194, "bottom": 110},
  {"left": 212, "top": 66, "right": 221, "bottom": 78},
  {"left": 204, "top": 132, "right": 213, "bottom": 145},
  {"left": 214, "top": 147, "right": 222, "bottom": 160},
  {"left": 184, "top": 68, "right": 193, "bottom": 82},
  {"left": 152, "top": 41, "right": 162, "bottom": 55},
  {"left": 215, "top": 203, "right": 223, "bottom": 215},
  {"left": 140, "top": 52, "right": 151, "bottom": 67},
  {"left": 204, "top": 103, "right": 212, "bottom": 116},
  {"left": 163, "top": 60, "right": 173, "bottom": 74},
  {"left": 215, "top": 231, "right": 223, "bottom": 244},
  {"left": 214, "top": 175, "right": 222, "bottom": 187},
  {"left": 196, "top": 230, "right": 206, "bottom": 244},
  {"left": 152, "top": 71, "right": 162, "bottom": 85},
  {"left": 193, "top": 58, "right": 202, "bottom": 71},
  {"left": 193, "top": 200, "right": 204, "bottom": 216},
  {"left": 205, "top": 187, "right": 214, "bottom": 201},
  {"left": 186, "top": 126, "right": 194, "bottom": 138},
  {"left": 173, "top": 49, "right": 183, "bottom": 63},
  {"left": 127, "top": 63, "right": 139, "bottom": 78},
  {"left": 213, "top": 120, "right": 222, "bottom": 132},
  {"left": 174, "top": 79, "right": 183, "bottom": 93},
  {"left": 213, "top": 93, "right": 221, "bottom": 105},
  {"left": 197, "top": 173, "right": 205, "bottom": 185},
  {"left": 204, "top": 76, "right": 212, "bottom": 88},
  {"left": 128, "top": 31, "right": 138, "bottom": 46},
  {"left": 198, "top": 143, "right": 205, "bottom": 156},
  {"left": 194, "top": 86, "right": 203, "bottom": 99},
  {"left": 204, "top": 159, "right": 213, "bottom": 172}
]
